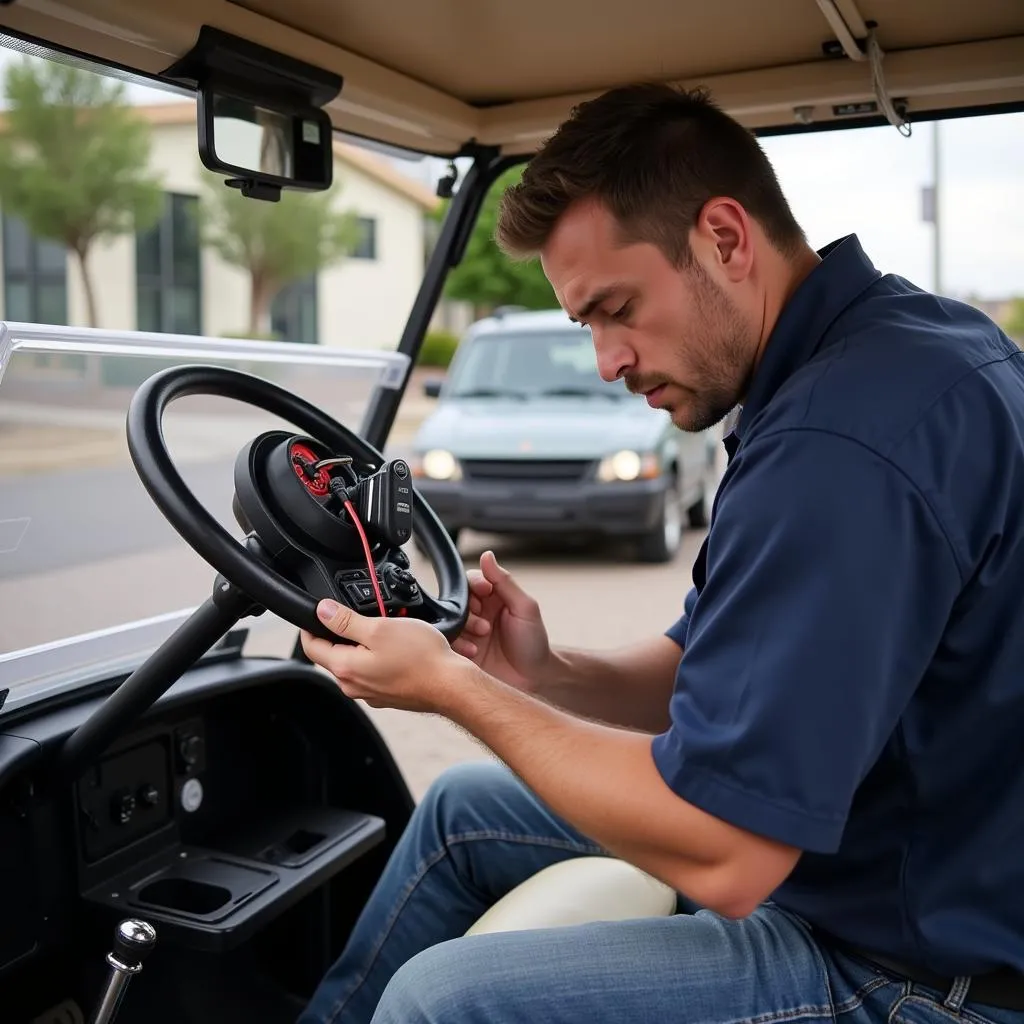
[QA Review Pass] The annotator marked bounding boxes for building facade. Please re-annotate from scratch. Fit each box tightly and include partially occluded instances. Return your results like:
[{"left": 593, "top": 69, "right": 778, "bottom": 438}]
[{"left": 0, "top": 103, "right": 440, "bottom": 350}]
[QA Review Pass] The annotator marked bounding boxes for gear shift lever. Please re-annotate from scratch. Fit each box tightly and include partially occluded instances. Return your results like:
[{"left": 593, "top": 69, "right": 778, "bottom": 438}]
[{"left": 88, "top": 919, "right": 157, "bottom": 1024}]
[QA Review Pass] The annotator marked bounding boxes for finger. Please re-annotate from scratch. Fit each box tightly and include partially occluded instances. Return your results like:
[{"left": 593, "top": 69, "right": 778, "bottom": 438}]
[
  {"left": 468, "top": 572, "right": 494, "bottom": 598},
  {"left": 479, "top": 550, "right": 537, "bottom": 617},
  {"left": 316, "top": 599, "right": 375, "bottom": 647},
  {"left": 469, "top": 594, "right": 483, "bottom": 617},
  {"left": 451, "top": 637, "right": 478, "bottom": 659},
  {"left": 463, "top": 614, "right": 491, "bottom": 637},
  {"left": 301, "top": 630, "right": 335, "bottom": 665},
  {"left": 302, "top": 629, "right": 355, "bottom": 670}
]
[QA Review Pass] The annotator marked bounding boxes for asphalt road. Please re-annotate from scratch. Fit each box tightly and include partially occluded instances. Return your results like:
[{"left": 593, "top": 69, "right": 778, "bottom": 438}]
[{"left": 0, "top": 444, "right": 413, "bottom": 579}]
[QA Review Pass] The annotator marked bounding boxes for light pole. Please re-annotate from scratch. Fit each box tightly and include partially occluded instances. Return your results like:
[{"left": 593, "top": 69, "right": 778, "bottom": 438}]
[
  {"left": 932, "top": 121, "right": 942, "bottom": 295},
  {"left": 921, "top": 120, "right": 942, "bottom": 295}
]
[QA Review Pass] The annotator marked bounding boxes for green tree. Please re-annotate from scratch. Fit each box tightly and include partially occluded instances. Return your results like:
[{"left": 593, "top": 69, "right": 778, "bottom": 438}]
[
  {"left": 437, "top": 166, "right": 557, "bottom": 316},
  {"left": 199, "top": 174, "right": 361, "bottom": 337},
  {"left": 0, "top": 57, "right": 164, "bottom": 327},
  {"left": 1002, "top": 297, "right": 1024, "bottom": 345}
]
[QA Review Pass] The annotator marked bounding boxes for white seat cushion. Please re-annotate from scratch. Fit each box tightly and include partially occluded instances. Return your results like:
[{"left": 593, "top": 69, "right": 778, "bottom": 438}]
[{"left": 466, "top": 856, "right": 678, "bottom": 936}]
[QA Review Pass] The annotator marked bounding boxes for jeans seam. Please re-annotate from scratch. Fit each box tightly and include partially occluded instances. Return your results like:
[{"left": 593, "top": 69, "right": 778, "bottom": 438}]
[
  {"left": 317, "top": 829, "right": 605, "bottom": 1024},
  {"left": 716, "top": 977, "right": 894, "bottom": 1024},
  {"left": 833, "top": 977, "right": 899, "bottom": 1016},
  {"left": 449, "top": 829, "right": 607, "bottom": 854},
  {"left": 896, "top": 993, "right": 1005, "bottom": 1024}
]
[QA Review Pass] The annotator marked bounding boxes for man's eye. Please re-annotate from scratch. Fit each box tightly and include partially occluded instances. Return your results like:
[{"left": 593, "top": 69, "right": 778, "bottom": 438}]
[{"left": 612, "top": 302, "right": 631, "bottom": 321}]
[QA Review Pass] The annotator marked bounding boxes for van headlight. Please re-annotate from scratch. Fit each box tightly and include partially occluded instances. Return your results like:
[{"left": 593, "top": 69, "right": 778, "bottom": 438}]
[
  {"left": 596, "top": 450, "right": 659, "bottom": 481},
  {"left": 414, "top": 449, "right": 462, "bottom": 481}
]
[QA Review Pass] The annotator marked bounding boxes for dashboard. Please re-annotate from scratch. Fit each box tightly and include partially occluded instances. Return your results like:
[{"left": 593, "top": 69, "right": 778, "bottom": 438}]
[
  {"left": 73, "top": 708, "right": 385, "bottom": 950},
  {"left": 0, "top": 652, "right": 416, "bottom": 1018}
]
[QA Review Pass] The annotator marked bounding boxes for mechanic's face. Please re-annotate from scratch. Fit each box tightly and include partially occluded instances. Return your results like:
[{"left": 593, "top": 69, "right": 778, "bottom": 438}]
[{"left": 540, "top": 197, "right": 762, "bottom": 432}]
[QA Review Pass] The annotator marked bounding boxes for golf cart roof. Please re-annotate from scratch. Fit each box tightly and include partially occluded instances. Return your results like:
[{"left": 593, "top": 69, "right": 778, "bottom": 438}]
[{"left": 1, "top": 0, "right": 1021, "bottom": 156}]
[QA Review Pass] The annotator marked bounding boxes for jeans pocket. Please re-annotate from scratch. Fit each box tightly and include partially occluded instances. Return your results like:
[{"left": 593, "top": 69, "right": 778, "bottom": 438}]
[{"left": 892, "top": 991, "right": 1024, "bottom": 1024}]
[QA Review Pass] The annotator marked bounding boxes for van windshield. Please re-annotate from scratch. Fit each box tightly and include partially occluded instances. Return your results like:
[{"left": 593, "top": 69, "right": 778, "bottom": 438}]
[{"left": 447, "top": 330, "right": 630, "bottom": 399}]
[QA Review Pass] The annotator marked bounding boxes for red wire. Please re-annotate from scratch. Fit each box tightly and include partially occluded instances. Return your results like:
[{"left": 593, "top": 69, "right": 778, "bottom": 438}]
[{"left": 343, "top": 499, "right": 388, "bottom": 618}]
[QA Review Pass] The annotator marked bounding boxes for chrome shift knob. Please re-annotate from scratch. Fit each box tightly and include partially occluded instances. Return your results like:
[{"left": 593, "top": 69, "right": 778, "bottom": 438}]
[
  {"left": 108, "top": 919, "right": 157, "bottom": 971},
  {"left": 88, "top": 919, "right": 157, "bottom": 1024}
]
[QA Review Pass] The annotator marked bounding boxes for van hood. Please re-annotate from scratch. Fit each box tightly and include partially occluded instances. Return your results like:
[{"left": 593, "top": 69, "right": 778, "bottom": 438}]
[{"left": 412, "top": 396, "right": 668, "bottom": 458}]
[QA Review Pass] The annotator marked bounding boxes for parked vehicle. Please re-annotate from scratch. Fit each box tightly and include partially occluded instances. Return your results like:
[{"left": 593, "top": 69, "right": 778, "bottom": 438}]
[{"left": 411, "top": 308, "right": 716, "bottom": 561}]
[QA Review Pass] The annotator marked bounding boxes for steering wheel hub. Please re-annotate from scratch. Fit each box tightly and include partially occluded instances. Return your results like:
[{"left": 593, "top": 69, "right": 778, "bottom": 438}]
[
  {"left": 232, "top": 430, "right": 423, "bottom": 621},
  {"left": 126, "top": 364, "right": 469, "bottom": 642}
]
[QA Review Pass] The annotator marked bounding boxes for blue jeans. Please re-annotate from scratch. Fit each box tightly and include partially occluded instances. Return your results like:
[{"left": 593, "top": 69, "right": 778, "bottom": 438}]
[{"left": 298, "top": 762, "right": 1024, "bottom": 1024}]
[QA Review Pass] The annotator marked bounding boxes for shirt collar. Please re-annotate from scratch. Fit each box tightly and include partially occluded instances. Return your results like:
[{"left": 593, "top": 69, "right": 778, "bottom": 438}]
[{"left": 735, "top": 234, "right": 882, "bottom": 440}]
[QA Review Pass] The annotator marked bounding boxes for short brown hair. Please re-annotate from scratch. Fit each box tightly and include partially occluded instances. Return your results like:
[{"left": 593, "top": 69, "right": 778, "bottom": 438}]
[{"left": 495, "top": 83, "right": 806, "bottom": 266}]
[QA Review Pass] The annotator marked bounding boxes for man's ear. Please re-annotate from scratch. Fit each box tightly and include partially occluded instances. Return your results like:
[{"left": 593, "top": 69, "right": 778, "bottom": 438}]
[{"left": 692, "top": 198, "right": 754, "bottom": 284}]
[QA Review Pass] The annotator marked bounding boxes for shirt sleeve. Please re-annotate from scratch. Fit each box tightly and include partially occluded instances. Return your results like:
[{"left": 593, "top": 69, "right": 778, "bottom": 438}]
[
  {"left": 664, "top": 585, "right": 698, "bottom": 648},
  {"left": 650, "top": 427, "right": 963, "bottom": 854}
]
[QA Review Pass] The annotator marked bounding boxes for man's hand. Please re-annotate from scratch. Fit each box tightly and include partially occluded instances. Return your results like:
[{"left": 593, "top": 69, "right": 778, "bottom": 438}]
[
  {"left": 301, "top": 599, "right": 470, "bottom": 713},
  {"left": 302, "top": 594, "right": 800, "bottom": 916},
  {"left": 450, "top": 551, "right": 553, "bottom": 693}
]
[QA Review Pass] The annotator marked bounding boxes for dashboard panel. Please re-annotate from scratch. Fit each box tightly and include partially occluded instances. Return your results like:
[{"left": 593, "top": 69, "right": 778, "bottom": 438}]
[
  {"left": 72, "top": 705, "right": 387, "bottom": 951},
  {"left": 0, "top": 656, "right": 417, "bottom": 1007}
]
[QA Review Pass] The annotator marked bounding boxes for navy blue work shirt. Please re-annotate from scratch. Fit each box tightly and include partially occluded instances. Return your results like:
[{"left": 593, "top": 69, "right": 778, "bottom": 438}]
[{"left": 652, "top": 234, "right": 1024, "bottom": 975}]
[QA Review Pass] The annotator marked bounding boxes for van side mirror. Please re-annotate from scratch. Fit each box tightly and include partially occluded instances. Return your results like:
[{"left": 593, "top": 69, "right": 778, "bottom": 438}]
[{"left": 423, "top": 378, "right": 443, "bottom": 398}]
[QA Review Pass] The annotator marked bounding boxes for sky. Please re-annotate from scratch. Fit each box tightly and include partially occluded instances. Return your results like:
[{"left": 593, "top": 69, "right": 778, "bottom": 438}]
[{"left": 1, "top": 48, "right": 1021, "bottom": 301}]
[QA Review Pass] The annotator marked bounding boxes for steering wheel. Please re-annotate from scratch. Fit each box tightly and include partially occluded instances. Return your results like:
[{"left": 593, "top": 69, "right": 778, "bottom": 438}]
[{"left": 125, "top": 364, "right": 469, "bottom": 643}]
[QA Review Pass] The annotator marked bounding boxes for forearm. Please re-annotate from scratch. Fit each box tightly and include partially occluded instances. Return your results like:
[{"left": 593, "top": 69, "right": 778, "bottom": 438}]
[
  {"left": 436, "top": 660, "right": 798, "bottom": 917},
  {"left": 536, "top": 636, "right": 682, "bottom": 732}
]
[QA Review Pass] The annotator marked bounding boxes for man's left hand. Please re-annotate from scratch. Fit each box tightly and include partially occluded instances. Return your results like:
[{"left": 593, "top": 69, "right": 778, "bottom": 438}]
[{"left": 300, "top": 599, "right": 467, "bottom": 713}]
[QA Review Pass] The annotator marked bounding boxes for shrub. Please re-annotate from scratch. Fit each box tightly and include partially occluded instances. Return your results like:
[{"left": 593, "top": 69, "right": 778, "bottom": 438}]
[{"left": 416, "top": 329, "right": 460, "bottom": 368}]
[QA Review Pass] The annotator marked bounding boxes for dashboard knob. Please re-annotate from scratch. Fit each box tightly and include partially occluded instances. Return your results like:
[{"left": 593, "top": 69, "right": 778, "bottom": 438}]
[
  {"left": 110, "top": 789, "right": 136, "bottom": 825},
  {"left": 179, "top": 734, "right": 203, "bottom": 765},
  {"left": 138, "top": 784, "right": 160, "bottom": 807},
  {"left": 386, "top": 565, "right": 419, "bottom": 599}
]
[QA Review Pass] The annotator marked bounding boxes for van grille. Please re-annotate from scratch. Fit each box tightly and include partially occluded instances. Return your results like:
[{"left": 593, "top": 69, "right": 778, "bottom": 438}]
[{"left": 461, "top": 459, "right": 593, "bottom": 482}]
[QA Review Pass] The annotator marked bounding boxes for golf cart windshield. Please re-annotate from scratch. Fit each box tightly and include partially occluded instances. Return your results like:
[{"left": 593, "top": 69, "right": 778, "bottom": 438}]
[{"left": 0, "top": 321, "right": 408, "bottom": 701}]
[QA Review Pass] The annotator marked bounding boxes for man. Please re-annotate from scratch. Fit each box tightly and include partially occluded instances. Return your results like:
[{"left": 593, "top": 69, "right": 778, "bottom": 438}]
[{"left": 298, "top": 83, "right": 1024, "bottom": 1024}]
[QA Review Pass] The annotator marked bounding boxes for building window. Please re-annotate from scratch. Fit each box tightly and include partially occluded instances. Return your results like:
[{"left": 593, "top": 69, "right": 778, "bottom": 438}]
[
  {"left": 271, "top": 274, "right": 318, "bottom": 344},
  {"left": 136, "top": 192, "right": 201, "bottom": 335},
  {"left": 351, "top": 216, "right": 377, "bottom": 260},
  {"left": 1, "top": 213, "right": 68, "bottom": 324}
]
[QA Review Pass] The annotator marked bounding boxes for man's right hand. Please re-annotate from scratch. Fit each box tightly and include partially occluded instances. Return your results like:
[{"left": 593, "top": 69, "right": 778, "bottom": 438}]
[{"left": 450, "top": 550, "right": 552, "bottom": 693}]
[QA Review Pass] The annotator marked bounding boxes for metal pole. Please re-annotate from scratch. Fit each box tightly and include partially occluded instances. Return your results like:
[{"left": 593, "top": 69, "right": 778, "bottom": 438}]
[{"left": 932, "top": 121, "right": 942, "bottom": 295}]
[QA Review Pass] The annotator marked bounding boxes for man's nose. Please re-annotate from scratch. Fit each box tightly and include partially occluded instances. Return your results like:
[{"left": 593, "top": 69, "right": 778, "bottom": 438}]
[{"left": 592, "top": 326, "right": 635, "bottom": 382}]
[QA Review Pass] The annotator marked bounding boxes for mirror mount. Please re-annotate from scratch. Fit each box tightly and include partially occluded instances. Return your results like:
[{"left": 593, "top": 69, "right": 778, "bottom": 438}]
[
  {"left": 225, "top": 178, "right": 285, "bottom": 203},
  {"left": 162, "top": 26, "right": 342, "bottom": 202}
]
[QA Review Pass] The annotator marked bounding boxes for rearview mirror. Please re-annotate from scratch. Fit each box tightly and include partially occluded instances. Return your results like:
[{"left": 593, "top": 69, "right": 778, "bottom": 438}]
[
  {"left": 423, "top": 378, "right": 443, "bottom": 399},
  {"left": 198, "top": 86, "right": 334, "bottom": 201}
]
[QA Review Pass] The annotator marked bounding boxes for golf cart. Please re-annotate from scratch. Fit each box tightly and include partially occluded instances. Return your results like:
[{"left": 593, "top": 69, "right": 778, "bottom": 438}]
[{"left": 0, "top": 2, "right": 1020, "bottom": 1022}]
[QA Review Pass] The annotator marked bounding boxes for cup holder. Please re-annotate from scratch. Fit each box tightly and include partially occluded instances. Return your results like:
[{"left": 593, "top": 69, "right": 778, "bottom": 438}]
[
  {"left": 138, "top": 877, "right": 233, "bottom": 915},
  {"left": 129, "top": 853, "right": 278, "bottom": 923}
]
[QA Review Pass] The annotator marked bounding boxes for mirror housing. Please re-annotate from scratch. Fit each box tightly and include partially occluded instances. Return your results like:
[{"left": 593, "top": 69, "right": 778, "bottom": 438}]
[
  {"left": 423, "top": 378, "right": 443, "bottom": 399},
  {"left": 163, "top": 26, "right": 342, "bottom": 203},
  {"left": 197, "top": 86, "right": 334, "bottom": 201}
]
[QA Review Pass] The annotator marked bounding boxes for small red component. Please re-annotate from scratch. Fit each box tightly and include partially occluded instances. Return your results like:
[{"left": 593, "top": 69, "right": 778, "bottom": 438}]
[{"left": 290, "top": 442, "right": 330, "bottom": 496}]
